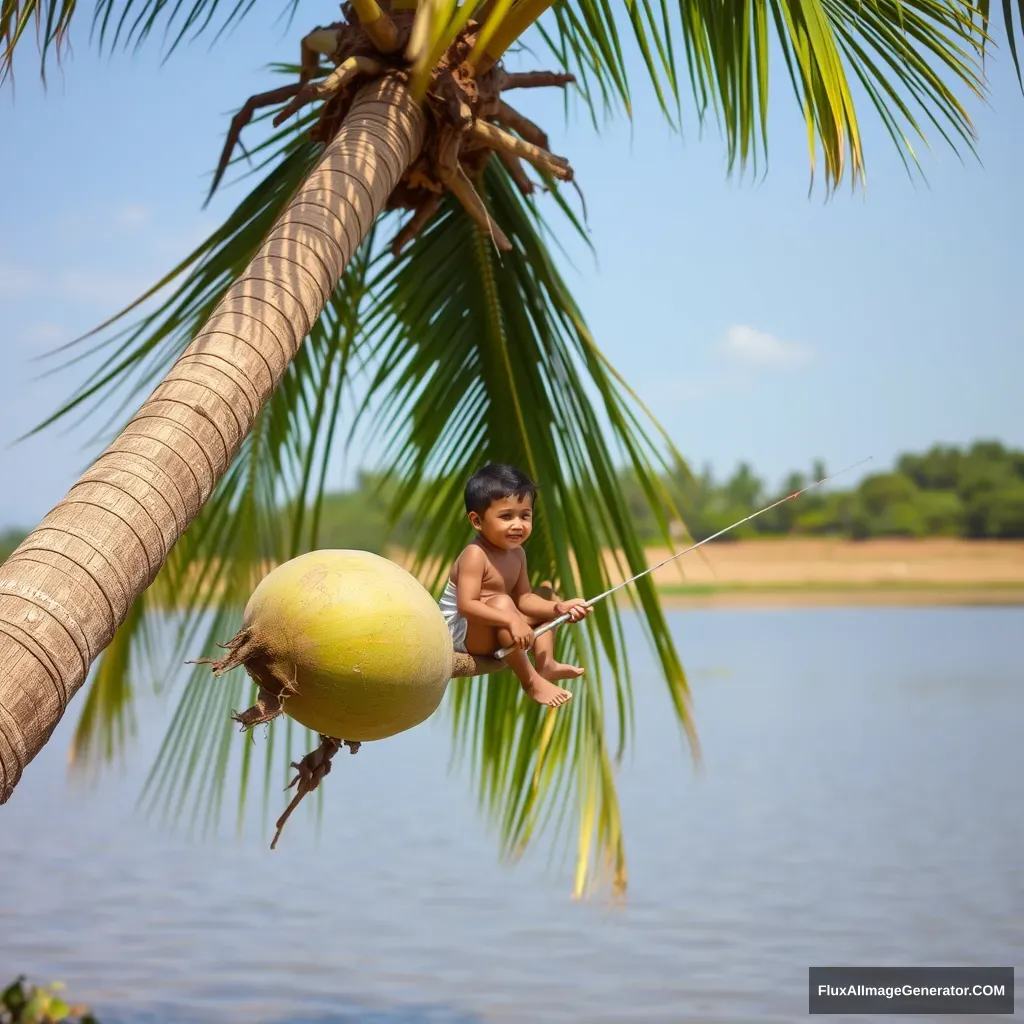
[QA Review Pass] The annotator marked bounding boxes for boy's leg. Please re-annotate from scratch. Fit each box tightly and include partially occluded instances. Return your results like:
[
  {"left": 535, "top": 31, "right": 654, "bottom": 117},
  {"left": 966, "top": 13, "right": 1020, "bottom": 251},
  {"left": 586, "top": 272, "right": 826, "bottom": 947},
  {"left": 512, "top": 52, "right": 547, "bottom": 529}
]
[
  {"left": 530, "top": 628, "right": 584, "bottom": 681},
  {"left": 463, "top": 594, "right": 572, "bottom": 708},
  {"left": 524, "top": 585, "right": 585, "bottom": 681}
]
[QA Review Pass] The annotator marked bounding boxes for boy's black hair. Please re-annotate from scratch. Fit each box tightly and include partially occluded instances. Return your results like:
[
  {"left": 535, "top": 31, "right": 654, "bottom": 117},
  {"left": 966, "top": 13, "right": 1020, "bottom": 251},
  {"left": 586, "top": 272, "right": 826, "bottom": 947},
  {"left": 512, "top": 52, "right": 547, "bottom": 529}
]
[{"left": 464, "top": 463, "right": 539, "bottom": 515}]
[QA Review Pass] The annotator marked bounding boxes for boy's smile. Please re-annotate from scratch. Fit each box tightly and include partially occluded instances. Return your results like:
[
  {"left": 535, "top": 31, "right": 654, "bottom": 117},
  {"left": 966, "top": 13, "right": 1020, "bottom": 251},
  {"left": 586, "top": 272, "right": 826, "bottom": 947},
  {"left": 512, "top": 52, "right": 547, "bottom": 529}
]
[{"left": 471, "top": 494, "right": 534, "bottom": 551}]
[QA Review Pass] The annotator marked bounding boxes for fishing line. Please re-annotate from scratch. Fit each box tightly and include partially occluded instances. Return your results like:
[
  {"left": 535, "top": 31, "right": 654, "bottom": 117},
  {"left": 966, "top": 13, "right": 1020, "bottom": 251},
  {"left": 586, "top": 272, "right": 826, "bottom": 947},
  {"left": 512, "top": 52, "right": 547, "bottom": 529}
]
[{"left": 494, "top": 455, "right": 873, "bottom": 658}]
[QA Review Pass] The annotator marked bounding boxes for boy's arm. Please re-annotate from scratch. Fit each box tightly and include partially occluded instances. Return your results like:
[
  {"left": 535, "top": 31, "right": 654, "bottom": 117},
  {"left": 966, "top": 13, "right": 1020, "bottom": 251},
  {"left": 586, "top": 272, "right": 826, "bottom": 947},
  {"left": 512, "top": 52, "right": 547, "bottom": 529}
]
[
  {"left": 511, "top": 554, "right": 558, "bottom": 620},
  {"left": 455, "top": 547, "right": 528, "bottom": 630},
  {"left": 511, "top": 551, "right": 591, "bottom": 622}
]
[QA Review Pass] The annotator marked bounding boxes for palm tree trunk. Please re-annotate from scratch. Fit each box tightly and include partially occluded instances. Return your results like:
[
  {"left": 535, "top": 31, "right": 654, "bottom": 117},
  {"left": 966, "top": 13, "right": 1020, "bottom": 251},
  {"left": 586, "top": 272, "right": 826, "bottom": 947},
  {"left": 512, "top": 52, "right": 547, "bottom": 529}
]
[{"left": 0, "top": 74, "right": 426, "bottom": 804}]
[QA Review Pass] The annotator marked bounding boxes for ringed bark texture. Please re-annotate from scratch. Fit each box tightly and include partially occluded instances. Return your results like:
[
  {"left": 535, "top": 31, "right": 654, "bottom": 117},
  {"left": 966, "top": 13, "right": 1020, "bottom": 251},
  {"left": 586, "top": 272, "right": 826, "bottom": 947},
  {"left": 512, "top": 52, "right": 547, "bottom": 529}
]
[{"left": 0, "top": 75, "right": 426, "bottom": 803}]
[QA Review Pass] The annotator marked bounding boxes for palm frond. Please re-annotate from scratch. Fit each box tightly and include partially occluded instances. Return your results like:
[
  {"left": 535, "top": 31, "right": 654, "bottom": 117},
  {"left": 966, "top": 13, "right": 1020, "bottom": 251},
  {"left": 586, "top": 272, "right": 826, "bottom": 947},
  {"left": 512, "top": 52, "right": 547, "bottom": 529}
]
[
  {"left": 1, "top": 0, "right": 299, "bottom": 83},
  {"left": 34, "top": 57, "right": 693, "bottom": 892},
  {"left": 6, "top": 0, "right": 1007, "bottom": 194},
  {"left": 974, "top": 0, "right": 1024, "bottom": 84},
  {"left": 546, "top": 0, "right": 988, "bottom": 190},
  {"left": 354, "top": 162, "right": 695, "bottom": 897}
]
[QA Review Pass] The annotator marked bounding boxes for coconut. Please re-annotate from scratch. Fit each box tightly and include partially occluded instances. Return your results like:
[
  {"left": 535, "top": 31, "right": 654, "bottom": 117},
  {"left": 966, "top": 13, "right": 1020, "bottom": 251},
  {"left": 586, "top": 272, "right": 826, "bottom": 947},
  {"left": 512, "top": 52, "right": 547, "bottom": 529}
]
[
  {"left": 201, "top": 549, "right": 455, "bottom": 742},
  {"left": 190, "top": 549, "right": 510, "bottom": 849}
]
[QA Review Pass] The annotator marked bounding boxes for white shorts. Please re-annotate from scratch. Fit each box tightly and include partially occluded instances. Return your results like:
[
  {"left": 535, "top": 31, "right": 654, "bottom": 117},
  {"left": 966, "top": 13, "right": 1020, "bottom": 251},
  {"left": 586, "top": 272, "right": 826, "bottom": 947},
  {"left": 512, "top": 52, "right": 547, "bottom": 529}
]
[{"left": 439, "top": 579, "right": 468, "bottom": 653}]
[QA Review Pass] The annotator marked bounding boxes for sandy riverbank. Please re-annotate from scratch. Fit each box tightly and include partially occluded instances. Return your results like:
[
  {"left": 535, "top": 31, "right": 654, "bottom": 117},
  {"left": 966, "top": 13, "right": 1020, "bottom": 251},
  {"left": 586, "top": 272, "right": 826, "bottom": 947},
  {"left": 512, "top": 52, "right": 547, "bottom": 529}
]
[
  {"left": 150, "top": 539, "right": 1024, "bottom": 610},
  {"left": 396, "top": 539, "right": 1024, "bottom": 608},
  {"left": 607, "top": 538, "right": 1024, "bottom": 608}
]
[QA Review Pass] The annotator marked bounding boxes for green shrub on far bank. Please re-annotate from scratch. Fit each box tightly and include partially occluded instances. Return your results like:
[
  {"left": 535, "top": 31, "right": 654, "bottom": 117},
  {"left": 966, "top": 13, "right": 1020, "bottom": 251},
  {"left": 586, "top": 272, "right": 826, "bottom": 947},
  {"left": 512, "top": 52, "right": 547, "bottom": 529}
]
[{"left": 1, "top": 977, "right": 98, "bottom": 1024}]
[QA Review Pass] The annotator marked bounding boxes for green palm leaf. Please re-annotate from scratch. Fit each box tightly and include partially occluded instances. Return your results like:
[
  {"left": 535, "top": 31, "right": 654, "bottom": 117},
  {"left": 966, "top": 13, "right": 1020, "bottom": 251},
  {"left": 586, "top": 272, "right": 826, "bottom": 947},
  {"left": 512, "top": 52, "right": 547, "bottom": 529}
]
[
  {"left": 355, "top": 162, "right": 695, "bottom": 895},
  {"left": 976, "top": 0, "right": 1024, "bottom": 82},
  {"left": 4, "top": 2, "right": 1011, "bottom": 189},
  {"left": 30, "top": 72, "right": 692, "bottom": 893}
]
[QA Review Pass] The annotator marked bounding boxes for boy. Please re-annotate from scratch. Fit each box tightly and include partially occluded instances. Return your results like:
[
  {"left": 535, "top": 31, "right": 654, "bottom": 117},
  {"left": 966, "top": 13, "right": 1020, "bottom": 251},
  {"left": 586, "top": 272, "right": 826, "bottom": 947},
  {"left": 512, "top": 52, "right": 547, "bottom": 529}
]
[{"left": 439, "top": 463, "right": 590, "bottom": 708}]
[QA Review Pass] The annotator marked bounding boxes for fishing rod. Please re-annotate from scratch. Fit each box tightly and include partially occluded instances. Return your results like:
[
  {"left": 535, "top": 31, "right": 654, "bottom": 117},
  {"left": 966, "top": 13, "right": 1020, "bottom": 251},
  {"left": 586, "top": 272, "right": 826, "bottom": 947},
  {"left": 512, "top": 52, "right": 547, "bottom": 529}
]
[{"left": 494, "top": 456, "right": 873, "bottom": 659}]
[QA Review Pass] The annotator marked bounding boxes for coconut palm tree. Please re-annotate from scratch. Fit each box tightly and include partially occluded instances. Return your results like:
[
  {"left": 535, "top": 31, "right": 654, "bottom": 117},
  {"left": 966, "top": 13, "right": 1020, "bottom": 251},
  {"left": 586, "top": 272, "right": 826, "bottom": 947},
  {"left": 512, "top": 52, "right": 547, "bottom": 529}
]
[{"left": 0, "top": 0, "right": 1018, "bottom": 896}]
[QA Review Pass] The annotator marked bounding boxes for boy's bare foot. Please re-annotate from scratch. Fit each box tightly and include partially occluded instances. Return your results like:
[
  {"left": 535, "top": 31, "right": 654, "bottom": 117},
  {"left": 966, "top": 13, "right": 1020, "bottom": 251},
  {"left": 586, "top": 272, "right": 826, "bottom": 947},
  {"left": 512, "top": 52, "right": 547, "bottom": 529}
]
[
  {"left": 534, "top": 657, "right": 585, "bottom": 681},
  {"left": 521, "top": 673, "right": 574, "bottom": 707}
]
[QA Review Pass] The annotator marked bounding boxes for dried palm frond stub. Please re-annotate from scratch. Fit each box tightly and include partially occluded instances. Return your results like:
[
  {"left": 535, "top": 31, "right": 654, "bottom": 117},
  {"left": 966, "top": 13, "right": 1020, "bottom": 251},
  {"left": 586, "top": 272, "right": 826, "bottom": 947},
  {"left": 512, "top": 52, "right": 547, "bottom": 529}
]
[{"left": 208, "top": 1, "right": 575, "bottom": 255}]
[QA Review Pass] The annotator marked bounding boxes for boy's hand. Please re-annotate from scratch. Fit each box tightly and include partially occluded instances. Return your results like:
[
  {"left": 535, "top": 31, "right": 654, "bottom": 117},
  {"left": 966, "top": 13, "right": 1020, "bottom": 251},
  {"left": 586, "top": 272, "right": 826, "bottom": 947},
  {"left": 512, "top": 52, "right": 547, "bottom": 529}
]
[
  {"left": 508, "top": 614, "right": 535, "bottom": 650},
  {"left": 555, "top": 598, "right": 591, "bottom": 622}
]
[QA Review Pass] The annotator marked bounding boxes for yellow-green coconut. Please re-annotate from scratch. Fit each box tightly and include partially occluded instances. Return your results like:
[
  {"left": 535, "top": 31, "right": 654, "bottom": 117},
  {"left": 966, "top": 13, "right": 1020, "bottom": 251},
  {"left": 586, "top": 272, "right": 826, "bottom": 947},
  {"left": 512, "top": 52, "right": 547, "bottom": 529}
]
[{"left": 211, "top": 549, "right": 455, "bottom": 741}]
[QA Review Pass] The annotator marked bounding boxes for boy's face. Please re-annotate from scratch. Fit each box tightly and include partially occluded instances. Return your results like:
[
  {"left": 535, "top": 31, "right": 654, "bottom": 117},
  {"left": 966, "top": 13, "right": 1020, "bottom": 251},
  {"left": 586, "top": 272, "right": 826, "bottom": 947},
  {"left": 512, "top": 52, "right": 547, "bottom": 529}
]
[{"left": 470, "top": 493, "right": 534, "bottom": 550}]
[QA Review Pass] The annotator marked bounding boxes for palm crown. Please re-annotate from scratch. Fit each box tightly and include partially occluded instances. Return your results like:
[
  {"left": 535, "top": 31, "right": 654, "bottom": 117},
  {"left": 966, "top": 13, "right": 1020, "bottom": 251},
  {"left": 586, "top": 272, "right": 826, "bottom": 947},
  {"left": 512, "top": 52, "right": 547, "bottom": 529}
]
[{"left": 0, "top": 0, "right": 1019, "bottom": 898}]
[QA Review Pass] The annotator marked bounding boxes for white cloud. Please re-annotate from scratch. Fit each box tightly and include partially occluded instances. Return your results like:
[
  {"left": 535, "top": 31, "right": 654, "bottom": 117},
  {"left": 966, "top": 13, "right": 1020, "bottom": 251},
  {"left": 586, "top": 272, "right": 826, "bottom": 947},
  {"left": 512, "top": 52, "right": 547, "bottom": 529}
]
[{"left": 721, "top": 324, "right": 812, "bottom": 368}]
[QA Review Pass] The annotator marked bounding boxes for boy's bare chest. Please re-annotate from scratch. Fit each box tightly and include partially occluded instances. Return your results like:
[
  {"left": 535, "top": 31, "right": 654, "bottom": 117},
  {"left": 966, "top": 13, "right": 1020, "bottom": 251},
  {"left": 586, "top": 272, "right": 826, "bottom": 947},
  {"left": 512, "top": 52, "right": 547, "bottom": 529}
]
[{"left": 481, "top": 552, "right": 521, "bottom": 593}]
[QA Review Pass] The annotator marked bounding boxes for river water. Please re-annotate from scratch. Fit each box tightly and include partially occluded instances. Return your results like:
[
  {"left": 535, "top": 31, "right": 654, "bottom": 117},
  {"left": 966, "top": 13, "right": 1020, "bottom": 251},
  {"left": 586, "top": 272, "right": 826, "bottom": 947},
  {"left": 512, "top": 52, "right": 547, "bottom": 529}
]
[{"left": 1, "top": 607, "right": 1021, "bottom": 1022}]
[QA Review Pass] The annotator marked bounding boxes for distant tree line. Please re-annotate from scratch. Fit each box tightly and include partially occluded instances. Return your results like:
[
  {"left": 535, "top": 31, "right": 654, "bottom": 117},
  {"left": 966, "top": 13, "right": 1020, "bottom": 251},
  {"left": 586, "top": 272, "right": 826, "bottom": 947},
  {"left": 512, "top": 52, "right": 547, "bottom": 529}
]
[
  {"left": 625, "top": 440, "right": 1024, "bottom": 543},
  {"left": 1, "top": 442, "right": 1022, "bottom": 560},
  {"left": 234, "top": 439, "right": 1024, "bottom": 547}
]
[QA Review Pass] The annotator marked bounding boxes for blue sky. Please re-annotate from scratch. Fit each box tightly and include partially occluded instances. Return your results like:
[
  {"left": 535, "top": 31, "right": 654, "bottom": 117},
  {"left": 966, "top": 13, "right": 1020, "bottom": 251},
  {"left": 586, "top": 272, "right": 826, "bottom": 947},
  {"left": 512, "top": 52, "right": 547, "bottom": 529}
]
[{"left": 1, "top": 8, "right": 1022, "bottom": 529}]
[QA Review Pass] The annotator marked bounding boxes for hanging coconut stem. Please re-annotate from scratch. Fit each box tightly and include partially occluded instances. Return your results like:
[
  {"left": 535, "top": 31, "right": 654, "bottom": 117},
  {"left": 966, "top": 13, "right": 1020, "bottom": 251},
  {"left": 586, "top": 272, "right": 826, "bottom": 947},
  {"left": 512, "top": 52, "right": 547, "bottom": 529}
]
[{"left": 271, "top": 735, "right": 364, "bottom": 849}]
